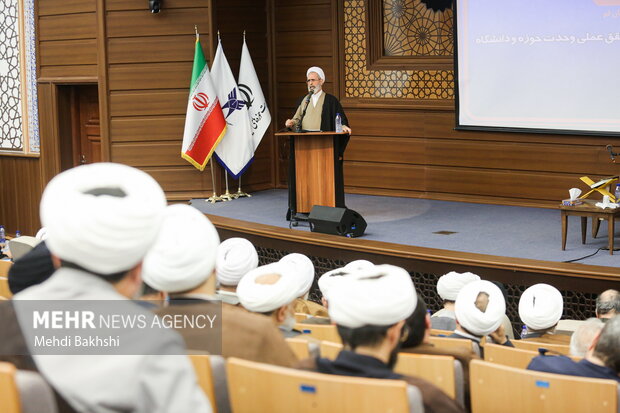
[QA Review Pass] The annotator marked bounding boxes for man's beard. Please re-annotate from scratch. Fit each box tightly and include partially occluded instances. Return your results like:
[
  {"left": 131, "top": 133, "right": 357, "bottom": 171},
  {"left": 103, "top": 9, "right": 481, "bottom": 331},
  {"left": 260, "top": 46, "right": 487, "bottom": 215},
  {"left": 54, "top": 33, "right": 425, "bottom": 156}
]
[{"left": 308, "top": 85, "right": 317, "bottom": 94}]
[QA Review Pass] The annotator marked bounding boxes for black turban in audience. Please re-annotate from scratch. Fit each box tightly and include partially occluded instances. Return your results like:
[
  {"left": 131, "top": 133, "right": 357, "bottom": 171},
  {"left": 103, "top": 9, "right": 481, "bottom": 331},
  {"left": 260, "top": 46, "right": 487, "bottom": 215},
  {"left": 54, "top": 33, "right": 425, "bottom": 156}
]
[{"left": 8, "top": 241, "right": 55, "bottom": 294}]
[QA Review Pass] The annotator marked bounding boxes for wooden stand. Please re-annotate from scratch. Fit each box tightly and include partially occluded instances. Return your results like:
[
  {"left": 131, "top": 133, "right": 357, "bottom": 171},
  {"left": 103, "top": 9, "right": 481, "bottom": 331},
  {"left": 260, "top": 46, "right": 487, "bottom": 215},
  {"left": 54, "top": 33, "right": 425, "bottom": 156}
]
[
  {"left": 559, "top": 199, "right": 620, "bottom": 255},
  {"left": 276, "top": 131, "right": 348, "bottom": 214}
]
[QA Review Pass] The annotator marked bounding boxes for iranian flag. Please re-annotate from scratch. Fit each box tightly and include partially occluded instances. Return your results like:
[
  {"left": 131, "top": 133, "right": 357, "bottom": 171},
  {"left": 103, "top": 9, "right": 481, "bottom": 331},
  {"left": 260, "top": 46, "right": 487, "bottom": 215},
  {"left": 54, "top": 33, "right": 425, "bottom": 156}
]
[{"left": 181, "top": 35, "right": 227, "bottom": 171}]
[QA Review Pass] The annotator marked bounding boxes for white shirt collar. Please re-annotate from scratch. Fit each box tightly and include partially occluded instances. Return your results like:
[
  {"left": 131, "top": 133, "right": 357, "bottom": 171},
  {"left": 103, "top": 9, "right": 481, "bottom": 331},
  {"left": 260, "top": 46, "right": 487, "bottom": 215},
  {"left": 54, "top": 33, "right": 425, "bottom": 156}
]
[{"left": 311, "top": 90, "right": 323, "bottom": 107}]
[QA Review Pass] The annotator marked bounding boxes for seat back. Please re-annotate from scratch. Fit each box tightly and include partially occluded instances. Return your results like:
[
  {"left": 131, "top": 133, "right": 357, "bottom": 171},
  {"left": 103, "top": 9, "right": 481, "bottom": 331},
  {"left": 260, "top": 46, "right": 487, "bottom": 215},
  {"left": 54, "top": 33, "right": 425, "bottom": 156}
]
[
  {"left": 286, "top": 337, "right": 311, "bottom": 360},
  {"left": 484, "top": 343, "right": 540, "bottom": 369},
  {"left": 295, "top": 312, "right": 310, "bottom": 322},
  {"left": 429, "top": 336, "right": 479, "bottom": 356},
  {"left": 512, "top": 340, "right": 570, "bottom": 355},
  {"left": 226, "top": 357, "right": 421, "bottom": 413},
  {"left": 395, "top": 353, "right": 464, "bottom": 406},
  {"left": 295, "top": 323, "right": 342, "bottom": 344},
  {"left": 0, "top": 260, "right": 12, "bottom": 299},
  {"left": 0, "top": 362, "right": 58, "bottom": 413},
  {"left": 470, "top": 359, "right": 618, "bottom": 413},
  {"left": 189, "top": 354, "right": 231, "bottom": 413},
  {"left": 430, "top": 328, "right": 453, "bottom": 337},
  {"left": 319, "top": 340, "right": 343, "bottom": 359},
  {"left": 0, "top": 362, "right": 20, "bottom": 413}
]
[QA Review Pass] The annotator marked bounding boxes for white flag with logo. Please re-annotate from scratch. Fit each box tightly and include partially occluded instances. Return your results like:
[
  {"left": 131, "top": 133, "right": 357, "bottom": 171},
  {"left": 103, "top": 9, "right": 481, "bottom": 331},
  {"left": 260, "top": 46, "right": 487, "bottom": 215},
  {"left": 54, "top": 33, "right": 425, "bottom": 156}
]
[
  {"left": 238, "top": 36, "right": 271, "bottom": 150},
  {"left": 211, "top": 38, "right": 254, "bottom": 178}
]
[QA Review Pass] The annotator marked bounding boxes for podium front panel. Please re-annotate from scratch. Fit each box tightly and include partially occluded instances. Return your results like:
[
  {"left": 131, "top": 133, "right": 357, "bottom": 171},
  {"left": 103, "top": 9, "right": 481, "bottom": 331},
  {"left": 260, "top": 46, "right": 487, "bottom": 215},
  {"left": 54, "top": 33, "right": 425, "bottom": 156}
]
[{"left": 294, "top": 135, "right": 335, "bottom": 213}]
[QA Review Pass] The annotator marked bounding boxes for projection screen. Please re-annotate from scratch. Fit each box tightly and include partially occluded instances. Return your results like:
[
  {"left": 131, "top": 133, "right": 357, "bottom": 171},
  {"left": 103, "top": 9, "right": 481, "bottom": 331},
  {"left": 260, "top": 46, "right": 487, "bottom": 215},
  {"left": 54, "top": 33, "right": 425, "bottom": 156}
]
[{"left": 455, "top": 0, "right": 620, "bottom": 135}]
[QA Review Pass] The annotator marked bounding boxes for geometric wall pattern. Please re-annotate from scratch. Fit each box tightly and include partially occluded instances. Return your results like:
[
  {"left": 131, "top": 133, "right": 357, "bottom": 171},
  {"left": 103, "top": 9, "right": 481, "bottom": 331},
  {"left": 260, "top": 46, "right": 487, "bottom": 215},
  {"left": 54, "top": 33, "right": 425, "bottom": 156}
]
[
  {"left": 344, "top": 0, "right": 454, "bottom": 100},
  {"left": 0, "top": 0, "right": 39, "bottom": 152},
  {"left": 383, "top": 0, "right": 453, "bottom": 56}
]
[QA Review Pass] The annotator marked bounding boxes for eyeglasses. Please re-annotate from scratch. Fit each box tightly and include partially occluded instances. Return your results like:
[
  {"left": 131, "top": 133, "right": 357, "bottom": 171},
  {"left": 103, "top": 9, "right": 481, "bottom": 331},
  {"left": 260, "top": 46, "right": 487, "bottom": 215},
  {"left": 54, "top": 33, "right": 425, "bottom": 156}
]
[{"left": 306, "top": 78, "right": 320, "bottom": 83}]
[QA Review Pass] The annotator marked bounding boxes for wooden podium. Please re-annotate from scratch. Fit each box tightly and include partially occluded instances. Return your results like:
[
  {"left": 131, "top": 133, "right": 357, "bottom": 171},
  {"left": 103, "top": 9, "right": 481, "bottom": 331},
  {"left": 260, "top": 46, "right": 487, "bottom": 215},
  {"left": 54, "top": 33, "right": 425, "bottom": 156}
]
[{"left": 276, "top": 131, "right": 348, "bottom": 215}]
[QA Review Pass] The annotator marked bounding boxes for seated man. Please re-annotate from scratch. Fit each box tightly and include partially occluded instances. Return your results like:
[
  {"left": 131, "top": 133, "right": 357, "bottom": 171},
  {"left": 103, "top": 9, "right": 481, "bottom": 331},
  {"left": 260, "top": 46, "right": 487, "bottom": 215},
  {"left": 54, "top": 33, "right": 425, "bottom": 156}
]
[
  {"left": 144, "top": 205, "right": 297, "bottom": 367},
  {"left": 450, "top": 280, "right": 513, "bottom": 356},
  {"left": 528, "top": 315, "right": 620, "bottom": 383},
  {"left": 9, "top": 163, "right": 211, "bottom": 413},
  {"left": 519, "top": 283, "right": 569, "bottom": 344},
  {"left": 237, "top": 262, "right": 302, "bottom": 338},
  {"left": 596, "top": 289, "right": 620, "bottom": 321},
  {"left": 215, "top": 237, "right": 258, "bottom": 305},
  {"left": 301, "top": 260, "right": 373, "bottom": 325},
  {"left": 431, "top": 271, "right": 480, "bottom": 331},
  {"left": 402, "top": 293, "right": 479, "bottom": 396},
  {"left": 279, "top": 253, "right": 327, "bottom": 317},
  {"left": 570, "top": 318, "right": 604, "bottom": 358},
  {"left": 7, "top": 241, "right": 55, "bottom": 294},
  {"left": 297, "top": 264, "right": 465, "bottom": 413}
]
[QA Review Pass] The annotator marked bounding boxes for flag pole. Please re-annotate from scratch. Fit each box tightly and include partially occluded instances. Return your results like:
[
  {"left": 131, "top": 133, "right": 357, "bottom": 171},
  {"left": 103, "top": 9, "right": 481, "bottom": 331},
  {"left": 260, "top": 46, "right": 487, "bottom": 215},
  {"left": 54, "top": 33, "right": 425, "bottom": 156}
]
[
  {"left": 236, "top": 176, "right": 251, "bottom": 197},
  {"left": 221, "top": 172, "right": 237, "bottom": 201},
  {"left": 206, "top": 160, "right": 223, "bottom": 203}
]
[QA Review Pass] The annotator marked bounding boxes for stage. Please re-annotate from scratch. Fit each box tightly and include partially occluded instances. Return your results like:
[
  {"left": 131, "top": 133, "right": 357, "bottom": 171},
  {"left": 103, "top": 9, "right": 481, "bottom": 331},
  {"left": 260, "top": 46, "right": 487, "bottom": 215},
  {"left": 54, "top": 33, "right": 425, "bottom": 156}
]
[
  {"left": 191, "top": 189, "right": 619, "bottom": 267},
  {"left": 191, "top": 190, "right": 619, "bottom": 332}
]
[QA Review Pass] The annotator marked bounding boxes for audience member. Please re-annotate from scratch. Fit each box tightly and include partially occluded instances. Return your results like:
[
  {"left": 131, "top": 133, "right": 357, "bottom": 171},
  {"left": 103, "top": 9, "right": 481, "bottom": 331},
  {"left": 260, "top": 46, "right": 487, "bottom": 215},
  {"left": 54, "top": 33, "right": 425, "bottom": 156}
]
[
  {"left": 7, "top": 241, "right": 55, "bottom": 294},
  {"left": 450, "top": 280, "right": 513, "bottom": 356},
  {"left": 237, "top": 262, "right": 302, "bottom": 338},
  {"left": 297, "top": 264, "right": 465, "bottom": 413},
  {"left": 570, "top": 318, "right": 604, "bottom": 358},
  {"left": 528, "top": 315, "right": 620, "bottom": 383},
  {"left": 519, "top": 283, "right": 569, "bottom": 344},
  {"left": 9, "top": 163, "right": 212, "bottom": 413},
  {"left": 431, "top": 271, "right": 480, "bottom": 331},
  {"left": 596, "top": 289, "right": 620, "bottom": 320},
  {"left": 144, "top": 205, "right": 297, "bottom": 367},
  {"left": 280, "top": 253, "right": 327, "bottom": 317},
  {"left": 134, "top": 280, "right": 167, "bottom": 309},
  {"left": 402, "top": 293, "right": 479, "bottom": 382},
  {"left": 215, "top": 237, "right": 258, "bottom": 305}
]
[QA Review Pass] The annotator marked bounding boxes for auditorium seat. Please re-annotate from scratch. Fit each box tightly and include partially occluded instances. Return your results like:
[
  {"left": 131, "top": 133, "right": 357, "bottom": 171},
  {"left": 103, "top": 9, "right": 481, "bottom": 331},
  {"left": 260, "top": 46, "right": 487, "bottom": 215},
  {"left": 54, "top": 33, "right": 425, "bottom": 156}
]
[
  {"left": 295, "top": 323, "right": 342, "bottom": 343},
  {"left": 395, "top": 353, "right": 464, "bottom": 406},
  {"left": 512, "top": 340, "right": 571, "bottom": 355},
  {"left": 295, "top": 312, "right": 310, "bottom": 322},
  {"left": 430, "top": 328, "right": 453, "bottom": 336},
  {"left": 429, "top": 336, "right": 481, "bottom": 357},
  {"left": 470, "top": 360, "right": 618, "bottom": 413},
  {"left": 226, "top": 357, "right": 424, "bottom": 413},
  {"left": 318, "top": 340, "right": 464, "bottom": 404},
  {"left": 0, "top": 260, "right": 11, "bottom": 299},
  {"left": 188, "top": 354, "right": 231, "bottom": 413},
  {"left": 484, "top": 343, "right": 540, "bottom": 369},
  {"left": 0, "top": 362, "right": 58, "bottom": 413},
  {"left": 285, "top": 337, "right": 311, "bottom": 360}
]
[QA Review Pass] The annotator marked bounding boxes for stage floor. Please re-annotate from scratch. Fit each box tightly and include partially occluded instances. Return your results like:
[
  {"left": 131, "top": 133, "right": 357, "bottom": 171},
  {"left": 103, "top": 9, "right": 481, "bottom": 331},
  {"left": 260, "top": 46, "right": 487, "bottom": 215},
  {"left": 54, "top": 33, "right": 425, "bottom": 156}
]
[{"left": 190, "top": 190, "right": 620, "bottom": 268}]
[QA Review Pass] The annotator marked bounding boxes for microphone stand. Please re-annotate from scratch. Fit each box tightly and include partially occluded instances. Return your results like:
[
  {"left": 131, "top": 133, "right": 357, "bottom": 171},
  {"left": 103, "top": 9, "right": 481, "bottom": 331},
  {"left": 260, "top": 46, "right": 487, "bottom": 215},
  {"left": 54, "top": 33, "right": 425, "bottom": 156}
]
[{"left": 295, "top": 91, "right": 313, "bottom": 132}]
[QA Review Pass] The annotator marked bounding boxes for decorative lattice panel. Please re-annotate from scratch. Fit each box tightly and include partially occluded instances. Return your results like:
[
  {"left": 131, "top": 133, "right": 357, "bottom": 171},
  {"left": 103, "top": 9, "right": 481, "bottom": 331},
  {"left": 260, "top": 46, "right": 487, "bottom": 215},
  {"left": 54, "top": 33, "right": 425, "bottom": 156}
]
[
  {"left": 383, "top": 0, "right": 453, "bottom": 56},
  {"left": 0, "top": 0, "right": 39, "bottom": 153},
  {"left": 0, "top": 0, "right": 24, "bottom": 150},
  {"left": 256, "top": 246, "right": 598, "bottom": 337},
  {"left": 344, "top": 0, "right": 454, "bottom": 99}
]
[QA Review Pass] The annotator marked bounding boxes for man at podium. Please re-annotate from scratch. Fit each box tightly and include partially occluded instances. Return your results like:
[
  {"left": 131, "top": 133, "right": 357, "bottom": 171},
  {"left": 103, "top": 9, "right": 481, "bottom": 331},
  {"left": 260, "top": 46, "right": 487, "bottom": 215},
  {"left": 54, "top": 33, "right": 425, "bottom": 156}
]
[{"left": 283, "top": 67, "right": 351, "bottom": 220}]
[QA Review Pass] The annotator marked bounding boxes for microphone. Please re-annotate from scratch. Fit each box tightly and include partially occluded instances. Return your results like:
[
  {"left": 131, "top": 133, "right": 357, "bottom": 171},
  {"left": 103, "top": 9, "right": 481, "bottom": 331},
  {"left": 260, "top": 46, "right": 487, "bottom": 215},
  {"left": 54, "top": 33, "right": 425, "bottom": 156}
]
[{"left": 296, "top": 90, "right": 314, "bottom": 132}]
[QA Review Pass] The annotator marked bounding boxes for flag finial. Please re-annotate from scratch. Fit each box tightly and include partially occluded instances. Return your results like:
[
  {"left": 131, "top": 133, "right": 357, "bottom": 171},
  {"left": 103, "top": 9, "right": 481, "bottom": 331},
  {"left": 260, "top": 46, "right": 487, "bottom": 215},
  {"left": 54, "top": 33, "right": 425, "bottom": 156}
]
[
  {"left": 217, "top": 30, "right": 221, "bottom": 42},
  {"left": 194, "top": 25, "right": 199, "bottom": 39},
  {"left": 243, "top": 30, "right": 246, "bottom": 40}
]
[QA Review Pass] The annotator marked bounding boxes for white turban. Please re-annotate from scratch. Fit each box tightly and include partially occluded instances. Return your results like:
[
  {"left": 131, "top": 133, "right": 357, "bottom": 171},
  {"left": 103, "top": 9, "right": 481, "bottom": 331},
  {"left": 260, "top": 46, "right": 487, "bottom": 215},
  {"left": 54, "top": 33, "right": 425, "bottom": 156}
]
[
  {"left": 215, "top": 238, "right": 258, "bottom": 286},
  {"left": 318, "top": 267, "right": 350, "bottom": 297},
  {"left": 237, "top": 263, "right": 300, "bottom": 313},
  {"left": 279, "top": 253, "right": 315, "bottom": 297},
  {"left": 142, "top": 204, "right": 220, "bottom": 293},
  {"left": 437, "top": 271, "right": 481, "bottom": 301},
  {"left": 519, "top": 284, "right": 563, "bottom": 330},
  {"left": 35, "top": 227, "right": 48, "bottom": 241},
  {"left": 40, "top": 163, "right": 166, "bottom": 275},
  {"left": 307, "top": 66, "right": 325, "bottom": 81},
  {"left": 328, "top": 264, "right": 417, "bottom": 328},
  {"left": 455, "top": 280, "right": 505, "bottom": 336},
  {"left": 343, "top": 260, "right": 374, "bottom": 271}
]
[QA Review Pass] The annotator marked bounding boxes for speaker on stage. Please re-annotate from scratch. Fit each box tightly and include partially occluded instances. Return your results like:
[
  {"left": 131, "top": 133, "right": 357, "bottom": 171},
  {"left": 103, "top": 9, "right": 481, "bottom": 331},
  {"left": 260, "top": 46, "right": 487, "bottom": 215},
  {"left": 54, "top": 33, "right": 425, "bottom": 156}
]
[{"left": 308, "top": 205, "right": 367, "bottom": 238}]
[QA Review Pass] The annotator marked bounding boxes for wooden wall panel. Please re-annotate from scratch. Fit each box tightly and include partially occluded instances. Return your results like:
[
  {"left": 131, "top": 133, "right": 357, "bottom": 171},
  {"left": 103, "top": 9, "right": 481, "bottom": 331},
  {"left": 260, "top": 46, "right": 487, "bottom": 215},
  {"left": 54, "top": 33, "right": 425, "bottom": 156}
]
[
  {"left": 109, "top": 90, "right": 187, "bottom": 117},
  {"left": 38, "top": 14, "right": 97, "bottom": 41},
  {"left": 108, "top": 35, "right": 197, "bottom": 64},
  {"left": 38, "top": 0, "right": 96, "bottom": 16},
  {"left": 39, "top": 39, "right": 97, "bottom": 67},
  {"left": 111, "top": 142, "right": 187, "bottom": 167},
  {"left": 0, "top": 157, "right": 42, "bottom": 236},
  {"left": 108, "top": 62, "right": 193, "bottom": 91},
  {"left": 107, "top": 9, "right": 209, "bottom": 38},
  {"left": 110, "top": 116, "right": 185, "bottom": 142}
]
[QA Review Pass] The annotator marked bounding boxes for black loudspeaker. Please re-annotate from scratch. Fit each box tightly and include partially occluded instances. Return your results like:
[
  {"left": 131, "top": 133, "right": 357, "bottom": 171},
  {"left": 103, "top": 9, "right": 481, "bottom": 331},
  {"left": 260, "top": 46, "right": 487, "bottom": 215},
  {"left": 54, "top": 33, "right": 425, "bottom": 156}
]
[{"left": 308, "top": 205, "right": 367, "bottom": 238}]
